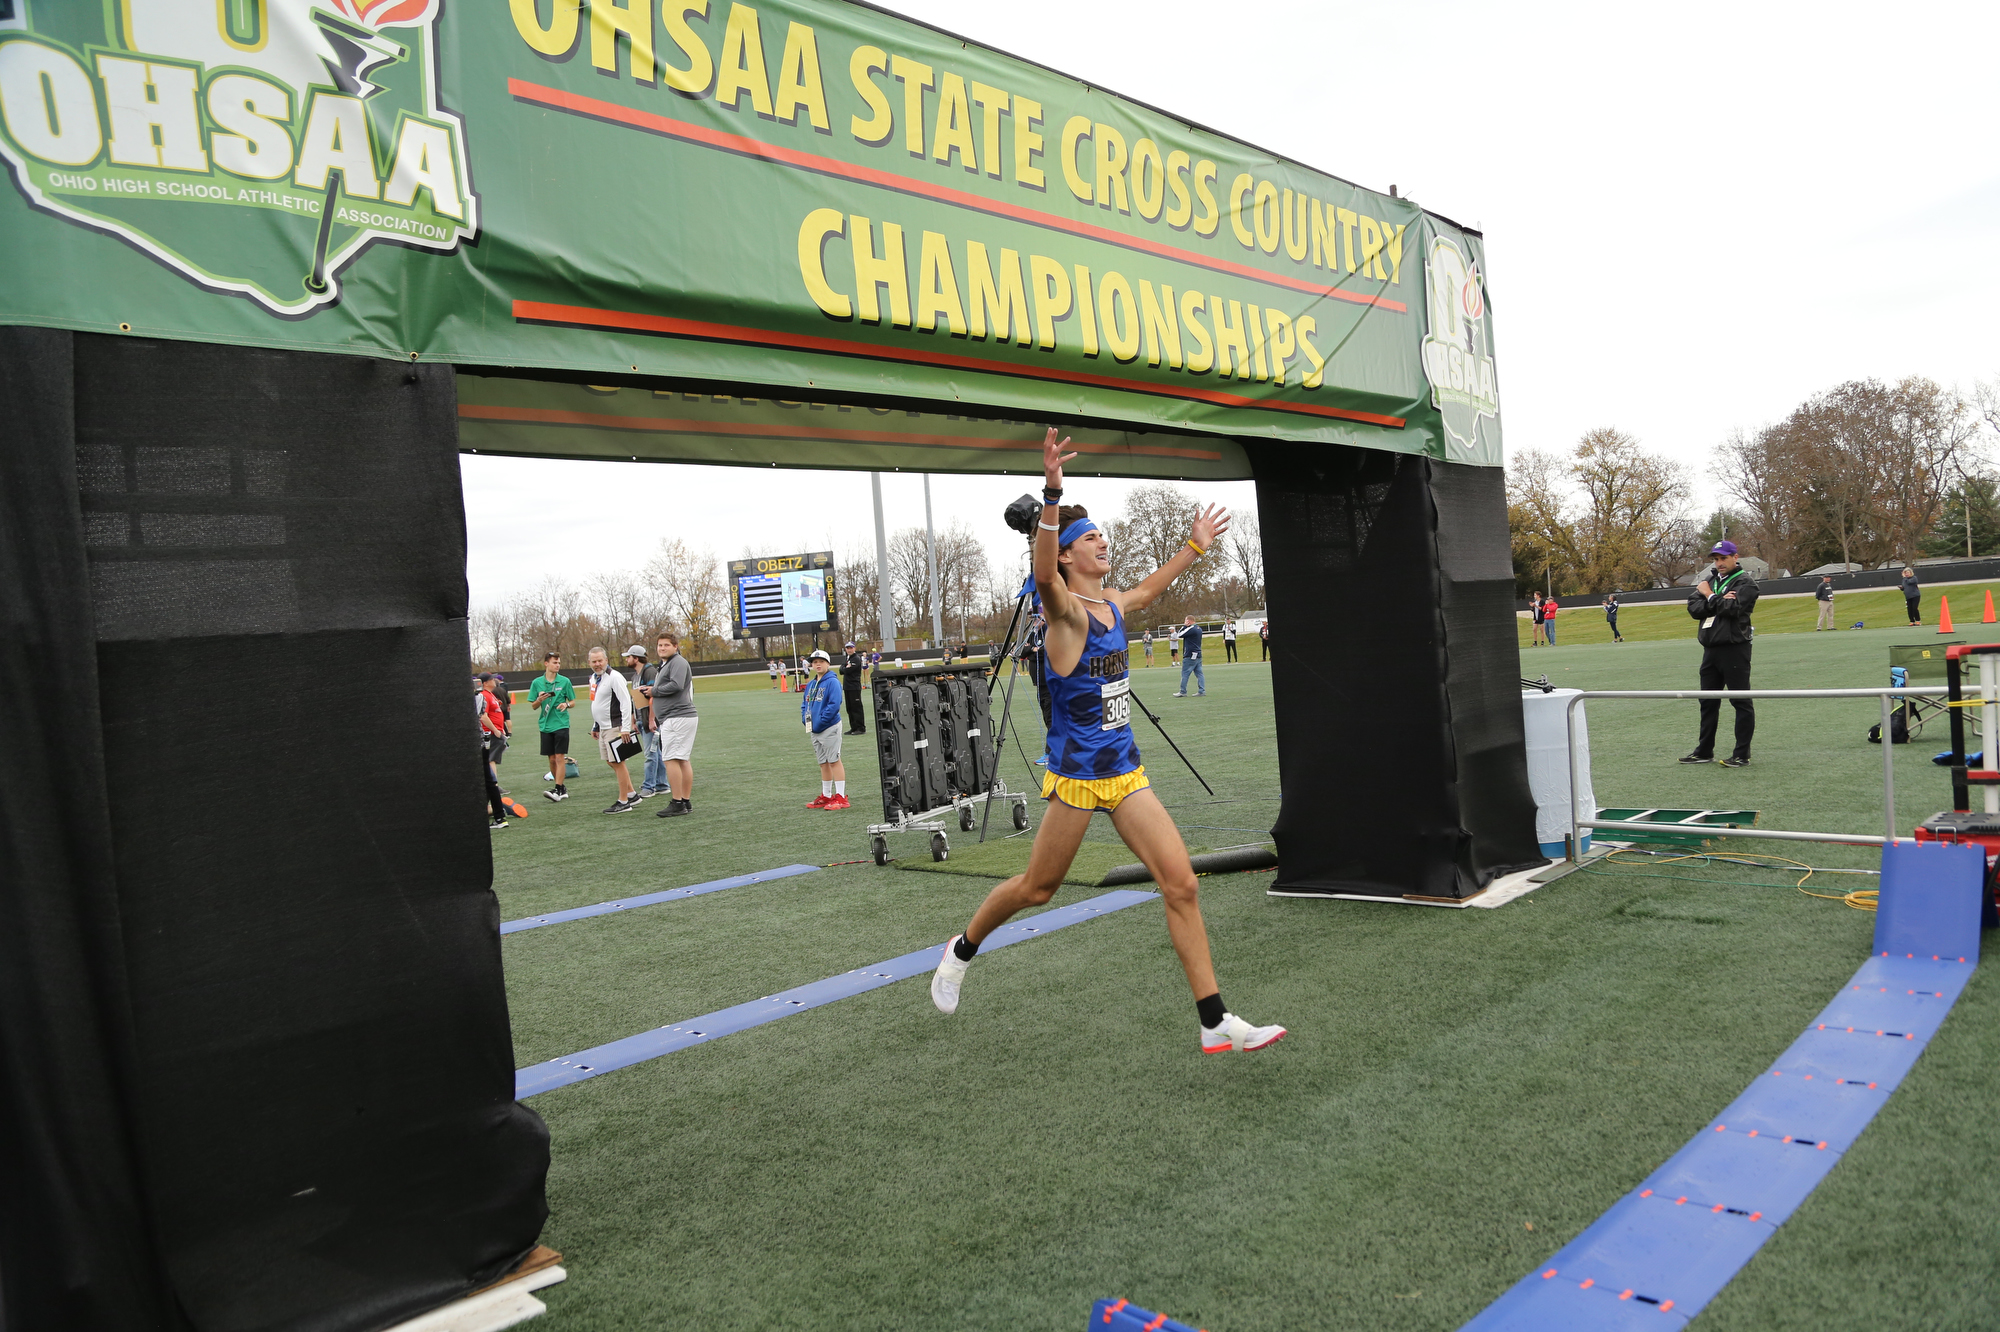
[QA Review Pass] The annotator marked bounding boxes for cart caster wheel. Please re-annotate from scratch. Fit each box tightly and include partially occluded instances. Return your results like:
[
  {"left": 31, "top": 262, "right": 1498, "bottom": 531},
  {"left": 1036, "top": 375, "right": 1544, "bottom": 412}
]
[
  {"left": 931, "top": 832, "right": 949, "bottom": 862},
  {"left": 871, "top": 836, "right": 889, "bottom": 866},
  {"left": 959, "top": 805, "right": 976, "bottom": 831},
  {"left": 1013, "top": 803, "right": 1030, "bottom": 831}
]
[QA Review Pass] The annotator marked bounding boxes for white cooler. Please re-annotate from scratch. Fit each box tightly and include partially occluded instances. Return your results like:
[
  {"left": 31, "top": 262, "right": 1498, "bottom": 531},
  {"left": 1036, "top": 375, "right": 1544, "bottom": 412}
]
[{"left": 1522, "top": 688, "right": 1594, "bottom": 858}]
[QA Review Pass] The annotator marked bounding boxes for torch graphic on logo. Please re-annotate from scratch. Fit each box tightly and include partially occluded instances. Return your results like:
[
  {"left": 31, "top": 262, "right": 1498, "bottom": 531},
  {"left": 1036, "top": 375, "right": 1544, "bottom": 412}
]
[{"left": 302, "top": 1, "right": 434, "bottom": 293}]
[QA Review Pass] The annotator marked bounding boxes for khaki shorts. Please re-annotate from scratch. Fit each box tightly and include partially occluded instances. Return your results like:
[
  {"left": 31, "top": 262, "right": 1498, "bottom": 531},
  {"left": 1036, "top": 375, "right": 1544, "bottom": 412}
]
[
  {"left": 597, "top": 729, "right": 634, "bottom": 763},
  {"left": 656, "top": 715, "right": 698, "bottom": 761},
  {"left": 811, "top": 725, "right": 842, "bottom": 764}
]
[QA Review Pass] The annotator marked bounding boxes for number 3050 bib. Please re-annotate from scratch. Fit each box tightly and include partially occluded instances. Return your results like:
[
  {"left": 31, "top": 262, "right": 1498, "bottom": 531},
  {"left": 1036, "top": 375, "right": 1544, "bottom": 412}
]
[{"left": 1099, "top": 677, "right": 1133, "bottom": 731}]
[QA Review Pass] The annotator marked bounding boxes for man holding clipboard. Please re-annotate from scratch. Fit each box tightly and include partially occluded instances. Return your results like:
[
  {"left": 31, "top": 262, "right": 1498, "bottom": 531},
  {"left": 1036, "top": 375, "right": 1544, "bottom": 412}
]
[{"left": 1681, "top": 540, "right": 1760, "bottom": 768}]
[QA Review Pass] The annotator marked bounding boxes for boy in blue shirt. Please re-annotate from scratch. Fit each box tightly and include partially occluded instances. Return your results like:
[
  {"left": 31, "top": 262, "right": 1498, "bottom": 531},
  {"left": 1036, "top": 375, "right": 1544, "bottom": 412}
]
[{"left": 801, "top": 649, "right": 848, "bottom": 809}]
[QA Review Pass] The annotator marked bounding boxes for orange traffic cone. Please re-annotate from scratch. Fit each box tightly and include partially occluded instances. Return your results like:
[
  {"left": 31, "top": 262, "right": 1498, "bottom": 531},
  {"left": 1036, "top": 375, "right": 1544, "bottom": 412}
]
[
  {"left": 1984, "top": 589, "right": 1996, "bottom": 624},
  {"left": 1938, "top": 595, "right": 1954, "bottom": 634}
]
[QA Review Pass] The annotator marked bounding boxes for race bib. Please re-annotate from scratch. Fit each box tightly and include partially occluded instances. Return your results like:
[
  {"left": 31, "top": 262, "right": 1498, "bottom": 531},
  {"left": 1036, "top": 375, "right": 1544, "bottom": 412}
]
[{"left": 1099, "top": 677, "right": 1132, "bottom": 731}]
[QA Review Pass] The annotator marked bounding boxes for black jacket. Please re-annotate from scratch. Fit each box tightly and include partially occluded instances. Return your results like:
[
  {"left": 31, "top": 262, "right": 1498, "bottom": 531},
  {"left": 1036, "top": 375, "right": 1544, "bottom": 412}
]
[{"left": 1687, "top": 565, "right": 1759, "bottom": 646}]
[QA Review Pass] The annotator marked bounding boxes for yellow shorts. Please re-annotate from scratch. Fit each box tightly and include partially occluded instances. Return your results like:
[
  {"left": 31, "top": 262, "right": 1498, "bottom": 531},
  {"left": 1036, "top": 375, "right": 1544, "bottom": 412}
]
[{"left": 1041, "top": 765, "right": 1150, "bottom": 812}]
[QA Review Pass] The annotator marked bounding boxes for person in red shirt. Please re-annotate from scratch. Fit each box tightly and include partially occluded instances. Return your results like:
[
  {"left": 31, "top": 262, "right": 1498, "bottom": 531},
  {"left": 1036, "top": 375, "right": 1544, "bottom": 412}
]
[{"left": 1541, "top": 596, "right": 1559, "bottom": 645}]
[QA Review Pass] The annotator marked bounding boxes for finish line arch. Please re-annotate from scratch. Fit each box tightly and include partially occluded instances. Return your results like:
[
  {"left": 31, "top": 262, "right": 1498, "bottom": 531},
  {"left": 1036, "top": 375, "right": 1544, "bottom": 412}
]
[{"left": 0, "top": 2, "right": 1532, "bottom": 1328}]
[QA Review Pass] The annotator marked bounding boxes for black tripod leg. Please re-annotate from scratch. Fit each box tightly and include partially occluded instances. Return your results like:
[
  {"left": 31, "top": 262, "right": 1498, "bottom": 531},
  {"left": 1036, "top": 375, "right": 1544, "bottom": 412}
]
[
  {"left": 980, "top": 651, "right": 1028, "bottom": 843},
  {"left": 1126, "top": 684, "right": 1214, "bottom": 796}
]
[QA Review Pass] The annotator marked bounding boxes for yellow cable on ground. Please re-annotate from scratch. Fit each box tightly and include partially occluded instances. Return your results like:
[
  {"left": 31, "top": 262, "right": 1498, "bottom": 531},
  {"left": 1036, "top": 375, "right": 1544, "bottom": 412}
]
[{"left": 1599, "top": 850, "right": 1880, "bottom": 910}]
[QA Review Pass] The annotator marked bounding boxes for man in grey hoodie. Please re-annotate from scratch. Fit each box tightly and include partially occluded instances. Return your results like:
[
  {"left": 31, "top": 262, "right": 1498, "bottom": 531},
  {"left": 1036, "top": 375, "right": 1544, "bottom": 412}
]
[
  {"left": 1901, "top": 566, "right": 1921, "bottom": 626},
  {"left": 650, "top": 633, "right": 699, "bottom": 818}
]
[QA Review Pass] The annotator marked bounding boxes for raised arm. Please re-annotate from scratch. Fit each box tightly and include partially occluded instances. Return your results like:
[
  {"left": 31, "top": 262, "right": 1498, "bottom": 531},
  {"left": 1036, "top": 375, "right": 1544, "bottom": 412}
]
[
  {"left": 1033, "top": 427, "right": 1081, "bottom": 627},
  {"left": 1119, "top": 503, "right": 1230, "bottom": 614}
]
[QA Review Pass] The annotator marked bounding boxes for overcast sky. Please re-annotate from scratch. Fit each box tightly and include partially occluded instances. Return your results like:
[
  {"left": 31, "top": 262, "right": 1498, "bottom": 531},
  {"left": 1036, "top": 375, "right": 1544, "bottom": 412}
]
[{"left": 464, "top": 0, "right": 2000, "bottom": 610}]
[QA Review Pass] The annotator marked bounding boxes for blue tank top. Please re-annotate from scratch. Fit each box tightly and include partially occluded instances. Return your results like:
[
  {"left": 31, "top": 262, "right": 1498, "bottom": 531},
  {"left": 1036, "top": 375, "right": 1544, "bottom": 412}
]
[{"left": 1043, "top": 598, "right": 1142, "bottom": 780}]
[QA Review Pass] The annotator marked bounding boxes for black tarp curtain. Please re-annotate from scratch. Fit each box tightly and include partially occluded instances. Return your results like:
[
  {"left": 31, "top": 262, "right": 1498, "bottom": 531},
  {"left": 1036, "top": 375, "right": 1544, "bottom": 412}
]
[
  {"left": 1251, "top": 445, "right": 1544, "bottom": 898},
  {"left": 0, "top": 329, "right": 547, "bottom": 1332}
]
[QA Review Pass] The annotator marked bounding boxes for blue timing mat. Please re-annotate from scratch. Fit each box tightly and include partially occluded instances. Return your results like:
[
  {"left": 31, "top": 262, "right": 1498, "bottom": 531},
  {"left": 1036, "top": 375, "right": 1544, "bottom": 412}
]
[
  {"left": 516, "top": 889, "right": 1161, "bottom": 1097},
  {"left": 1461, "top": 840, "right": 1983, "bottom": 1330},
  {"left": 1089, "top": 1298, "right": 1202, "bottom": 1331},
  {"left": 499, "top": 864, "right": 821, "bottom": 934}
]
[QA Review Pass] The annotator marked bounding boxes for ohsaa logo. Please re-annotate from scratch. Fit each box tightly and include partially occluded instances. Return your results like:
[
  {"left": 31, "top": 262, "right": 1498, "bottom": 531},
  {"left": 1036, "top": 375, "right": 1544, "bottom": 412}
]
[
  {"left": 0, "top": 0, "right": 475, "bottom": 316},
  {"left": 1420, "top": 235, "right": 1501, "bottom": 460}
]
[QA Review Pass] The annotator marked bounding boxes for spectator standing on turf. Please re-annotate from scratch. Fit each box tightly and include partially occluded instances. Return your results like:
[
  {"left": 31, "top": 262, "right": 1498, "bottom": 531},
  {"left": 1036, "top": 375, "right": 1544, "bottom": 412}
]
[
  {"left": 635, "top": 644, "right": 668, "bottom": 798},
  {"left": 768, "top": 658, "right": 782, "bottom": 690},
  {"left": 492, "top": 672, "right": 512, "bottom": 735},
  {"left": 1815, "top": 575, "right": 1836, "bottom": 630},
  {"left": 1142, "top": 627, "right": 1154, "bottom": 667},
  {"left": 1901, "top": 566, "right": 1921, "bottom": 625},
  {"left": 1168, "top": 627, "right": 1179, "bottom": 666},
  {"left": 528, "top": 653, "right": 575, "bottom": 802},
  {"left": 650, "top": 633, "right": 698, "bottom": 818},
  {"left": 1602, "top": 592, "right": 1624, "bottom": 643},
  {"left": 1259, "top": 620, "right": 1269, "bottom": 659},
  {"left": 1681, "top": 539, "right": 1760, "bottom": 768},
  {"left": 1530, "top": 594, "right": 1546, "bottom": 646},
  {"left": 478, "top": 674, "right": 509, "bottom": 787},
  {"left": 1223, "top": 619, "right": 1238, "bottom": 662},
  {"left": 802, "top": 648, "right": 848, "bottom": 810},
  {"left": 1174, "top": 616, "right": 1206, "bottom": 697},
  {"left": 1541, "top": 595, "right": 1559, "bottom": 645},
  {"left": 841, "top": 641, "right": 867, "bottom": 734},
  {"left": 587, "top": 646, "right": 639, "bottom": 813},
  {"left": 478, "top": 679, "right": 509, "bottom": 830}
]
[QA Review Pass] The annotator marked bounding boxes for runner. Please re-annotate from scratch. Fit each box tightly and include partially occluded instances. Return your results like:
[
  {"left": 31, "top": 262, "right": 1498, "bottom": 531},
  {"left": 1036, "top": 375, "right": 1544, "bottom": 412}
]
[{"left": 930, "top": 429, "right": 1286, "bottom": 1054}]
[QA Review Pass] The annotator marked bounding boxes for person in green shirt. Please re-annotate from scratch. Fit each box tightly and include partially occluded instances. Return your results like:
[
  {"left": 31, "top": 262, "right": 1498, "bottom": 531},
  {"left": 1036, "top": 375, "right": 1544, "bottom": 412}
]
[{"left": 527, "top": 652, "right": 577, "bottom": 801}]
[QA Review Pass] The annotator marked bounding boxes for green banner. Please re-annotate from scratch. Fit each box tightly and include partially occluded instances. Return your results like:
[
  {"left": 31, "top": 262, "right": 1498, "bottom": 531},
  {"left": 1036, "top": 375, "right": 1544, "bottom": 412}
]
[{"left": 0, "top": 0, "right": 1501, "bottom": 465}]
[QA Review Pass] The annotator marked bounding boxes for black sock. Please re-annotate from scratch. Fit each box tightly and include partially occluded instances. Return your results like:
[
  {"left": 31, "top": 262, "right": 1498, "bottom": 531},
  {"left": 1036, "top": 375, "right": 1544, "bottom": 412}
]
[
  {"left": 1196, "top": 993, "right": 1226, "bottom": 1029},
  {"left": 953, "top": 933, "right": 979, "bottom": 962}
]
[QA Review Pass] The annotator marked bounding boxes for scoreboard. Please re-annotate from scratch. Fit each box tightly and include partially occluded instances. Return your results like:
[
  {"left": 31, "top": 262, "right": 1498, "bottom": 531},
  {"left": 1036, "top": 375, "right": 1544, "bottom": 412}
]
[{"left": 727, "top": 551, "right": 837, "bottom": 638}]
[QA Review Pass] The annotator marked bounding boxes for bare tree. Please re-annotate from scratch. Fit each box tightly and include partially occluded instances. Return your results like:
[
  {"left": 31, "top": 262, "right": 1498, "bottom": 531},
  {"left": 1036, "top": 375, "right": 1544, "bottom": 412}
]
[
  {"left": 641, "top": 539, "right": 728, "bottom": 660},
  {"left": 1225, "top": 510, "right": 1264, "bottom": 608},
  {"left": 1871, "top": 377, "right": 1978, "bottom": 561},
  {"left": 1507, "top": 432, "right": 1693, "bottom": 594},
  {"left": 887, "top": 520, "right": 991, "bottom": 640}
]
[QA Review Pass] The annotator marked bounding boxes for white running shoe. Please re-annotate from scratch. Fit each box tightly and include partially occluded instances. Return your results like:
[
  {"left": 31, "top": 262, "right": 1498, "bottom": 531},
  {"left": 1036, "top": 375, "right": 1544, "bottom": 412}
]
[
  {"left": 931, "top": 936, "right": 971, "bottom": 1014},
  {"left": 1200, "top": 1013, "right": 1287, "bottom": 1053}
]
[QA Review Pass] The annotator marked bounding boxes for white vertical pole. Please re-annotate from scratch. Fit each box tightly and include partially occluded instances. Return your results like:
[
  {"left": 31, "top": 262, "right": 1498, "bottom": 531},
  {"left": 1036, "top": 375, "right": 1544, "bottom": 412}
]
[
  {"left": 1984, "top": 658, "right": 1998, "bottom": 814},
  {"left": 1883, "top": 692, "right": 1897, "bottom": 845},
  {"left": 871, "top": 472, "right": 894, "bottom": 648},
  {"left": 924, "top": 474, "right": 943, "bottom": 648}
]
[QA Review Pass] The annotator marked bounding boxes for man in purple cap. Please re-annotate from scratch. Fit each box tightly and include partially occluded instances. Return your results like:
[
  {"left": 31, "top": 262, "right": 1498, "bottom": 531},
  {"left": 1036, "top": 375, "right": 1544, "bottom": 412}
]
[{"left": 1682, "top": 540, "right": 1760, "bottom": 767}]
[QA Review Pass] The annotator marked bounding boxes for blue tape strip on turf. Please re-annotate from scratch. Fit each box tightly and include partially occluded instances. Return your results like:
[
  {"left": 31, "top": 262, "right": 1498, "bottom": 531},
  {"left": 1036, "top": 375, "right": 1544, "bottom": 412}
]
[
  {"left": 516, "top": 889, "right": 1160, "bottom": 1097},
  {"left": 499, "top": 864, "right": 821, "bottom": 934},
  {"left": 1460, "top": 840, "right": 1982, "bottom": 1331}
]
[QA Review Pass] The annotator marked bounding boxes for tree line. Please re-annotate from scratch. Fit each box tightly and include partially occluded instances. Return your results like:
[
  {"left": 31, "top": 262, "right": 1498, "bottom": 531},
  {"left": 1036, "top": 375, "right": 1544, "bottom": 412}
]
[
  {"left": 1510, "top": 376, "right": 2000, "bottom": 600},
  {"left": 469, "top": 484, "right": 1269, "bottom": 670}
]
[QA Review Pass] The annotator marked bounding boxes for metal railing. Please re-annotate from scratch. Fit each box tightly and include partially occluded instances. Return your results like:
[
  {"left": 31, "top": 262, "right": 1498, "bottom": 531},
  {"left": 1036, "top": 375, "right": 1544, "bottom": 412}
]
[{"left": 1562, "top": 686, "right": 1961, "bottom": 860}]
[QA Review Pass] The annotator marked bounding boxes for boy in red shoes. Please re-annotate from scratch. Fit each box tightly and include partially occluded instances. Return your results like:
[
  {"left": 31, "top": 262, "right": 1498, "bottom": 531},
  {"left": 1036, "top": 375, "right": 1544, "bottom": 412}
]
[{"left": 801, "top": 649, "right": 849, "bottom": 809}]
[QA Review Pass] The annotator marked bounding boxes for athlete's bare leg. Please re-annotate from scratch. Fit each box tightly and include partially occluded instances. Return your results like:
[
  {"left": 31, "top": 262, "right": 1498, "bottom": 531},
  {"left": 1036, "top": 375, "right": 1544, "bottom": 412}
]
[
  {"left": 1107, "top": 787, "right": 1216, "bottom": 998},
  {"left": 963, "top": 798, "right": 1093, "bottom": 943}
]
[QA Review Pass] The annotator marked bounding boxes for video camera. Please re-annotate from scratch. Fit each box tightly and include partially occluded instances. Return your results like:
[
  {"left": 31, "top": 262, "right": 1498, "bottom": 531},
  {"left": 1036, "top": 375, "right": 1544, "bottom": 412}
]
[{"left": 1003, "top": 493, "right": 1041, "bottom": 540}]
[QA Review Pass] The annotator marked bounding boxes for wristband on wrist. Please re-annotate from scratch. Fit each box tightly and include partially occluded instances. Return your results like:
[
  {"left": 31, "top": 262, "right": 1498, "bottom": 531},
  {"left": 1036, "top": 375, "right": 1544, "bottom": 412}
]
[
  {"left": 1038, "top": 521, "right": 1059, "bottom": 531},
  {"left": 1185, "top": 538, "right": 1206, "bottom": 557},
  {"left": 1043, "top": 487, "right": 1063, "bottom": 502}
]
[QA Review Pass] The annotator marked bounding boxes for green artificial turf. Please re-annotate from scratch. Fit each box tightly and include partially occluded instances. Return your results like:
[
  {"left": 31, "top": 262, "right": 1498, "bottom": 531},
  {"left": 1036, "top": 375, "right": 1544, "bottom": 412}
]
[
  {"left": 1523, "top": 579, "right": 2000, "bottom": 649},
  {"left": 893, "top": 834, "right": 1157, "bottom": 887},
  {"left": 492, "top": 630, "right": 1998, "bottom": 1331}
]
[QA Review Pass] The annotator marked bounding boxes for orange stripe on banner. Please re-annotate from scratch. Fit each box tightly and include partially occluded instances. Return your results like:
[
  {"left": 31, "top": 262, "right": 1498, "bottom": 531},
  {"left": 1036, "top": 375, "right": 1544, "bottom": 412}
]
[
  {"left": 456, "top": 404, "right": 1227, "bottom": 461},
  {"left": 508, "top": 300, "right": 1409, "bottom": 429},
  {"left": 506, "top": 78, "right": 1408, "bottom": 314}
]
